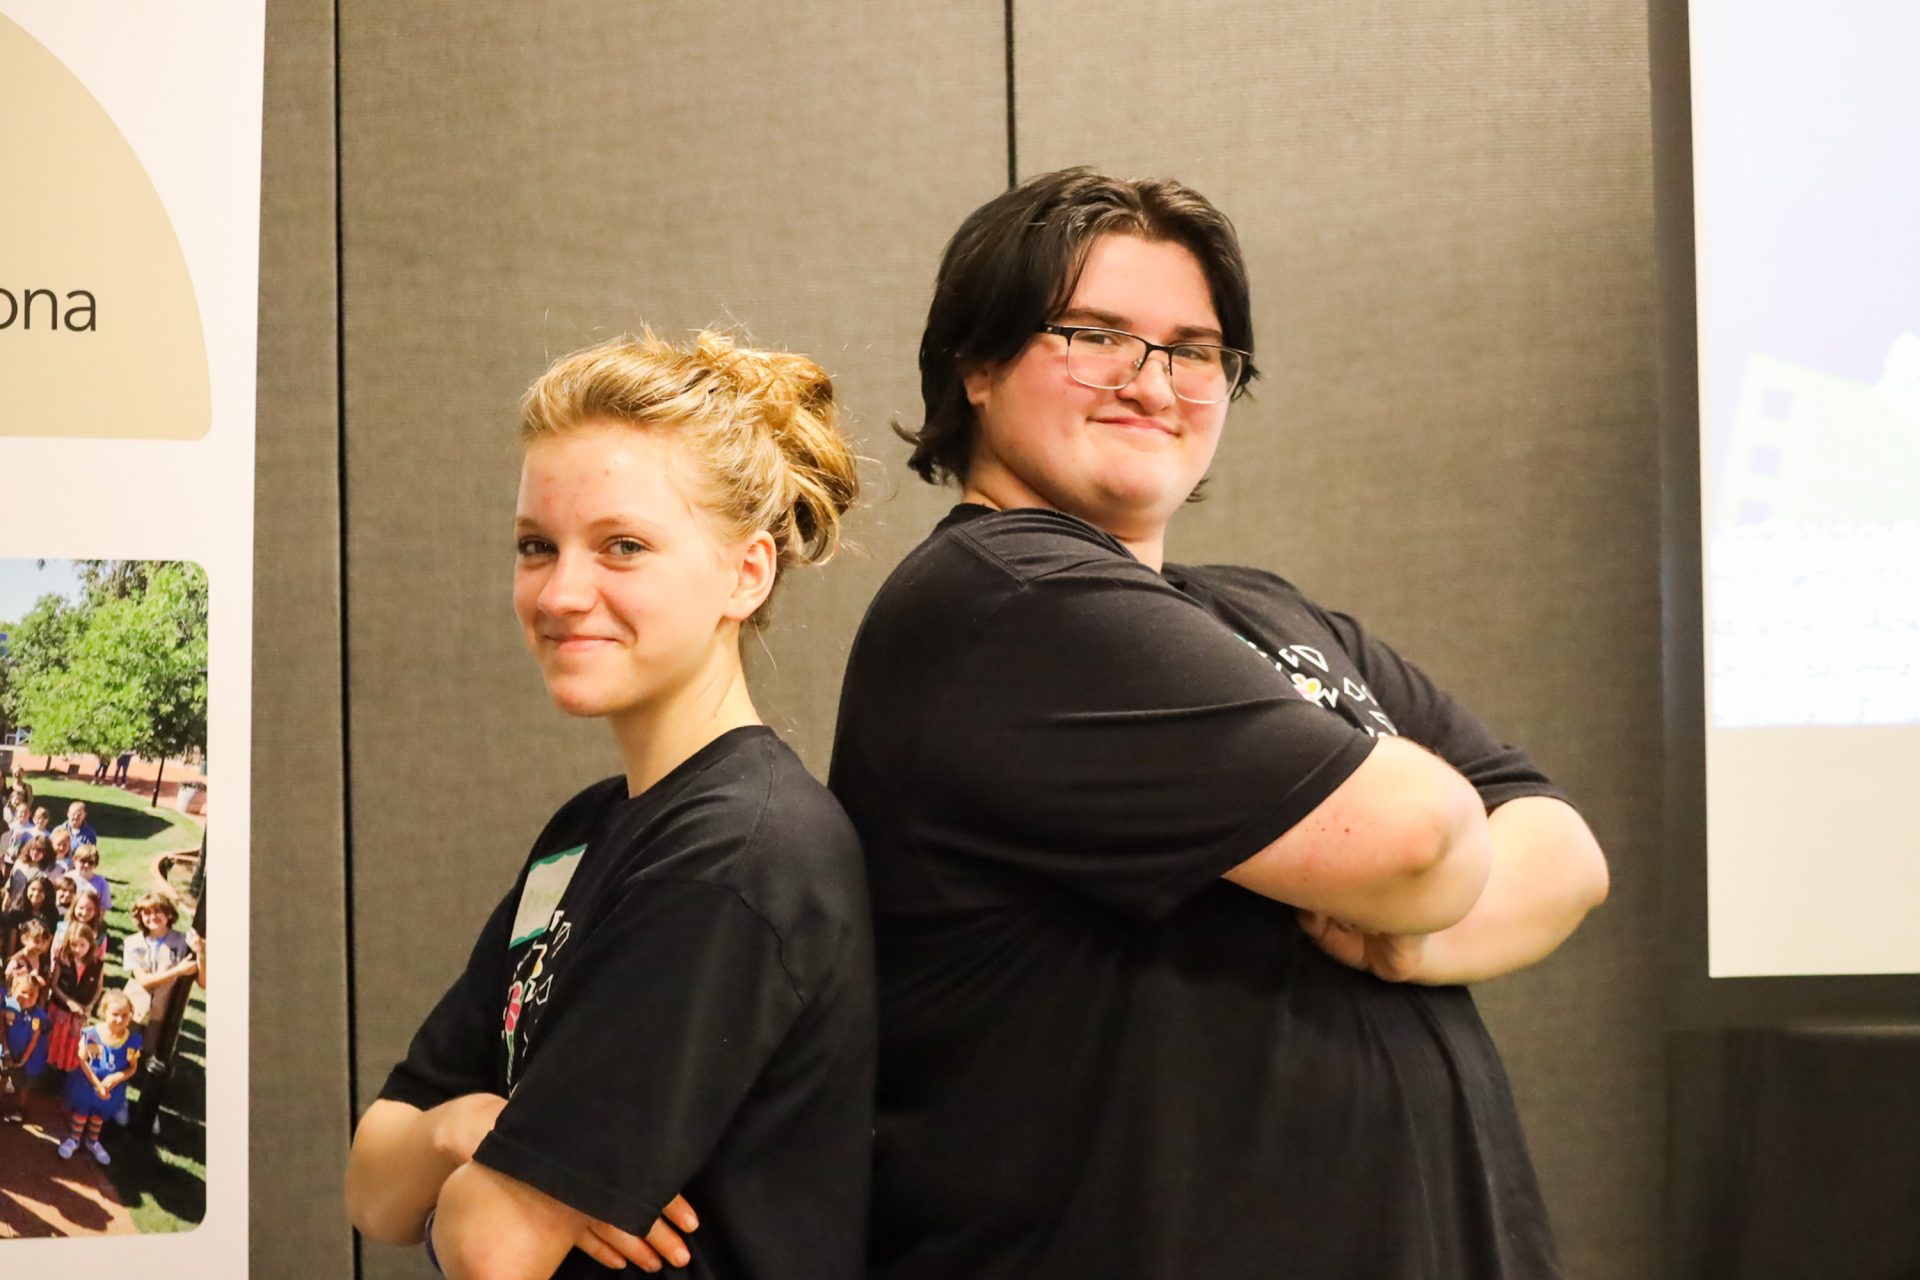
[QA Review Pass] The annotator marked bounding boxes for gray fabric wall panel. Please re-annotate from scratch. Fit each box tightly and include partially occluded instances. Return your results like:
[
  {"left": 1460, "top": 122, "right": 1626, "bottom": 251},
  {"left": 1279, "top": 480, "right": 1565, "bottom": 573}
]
[
  {"left": 337, "top": 7, "right": 1002, "bottom": 1275},
  {"left": 1017, "top": 5, "right": 1664, "bottom": 1278},
  {"left": 254, "top": 0, "right": 354, "bottom": 1273}
]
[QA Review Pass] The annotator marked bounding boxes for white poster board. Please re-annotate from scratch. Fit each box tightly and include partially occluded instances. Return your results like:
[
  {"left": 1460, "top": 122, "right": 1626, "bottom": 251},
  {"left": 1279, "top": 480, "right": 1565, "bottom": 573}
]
[{"left": 0, "top": 0, "right": 261, "bottom": 1262}]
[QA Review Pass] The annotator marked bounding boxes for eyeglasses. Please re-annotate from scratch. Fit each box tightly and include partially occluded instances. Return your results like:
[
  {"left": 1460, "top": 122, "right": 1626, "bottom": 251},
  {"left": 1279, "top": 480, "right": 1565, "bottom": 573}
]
[{"left": 1037, "top": 324, "right": 1248, "bottom": 406}]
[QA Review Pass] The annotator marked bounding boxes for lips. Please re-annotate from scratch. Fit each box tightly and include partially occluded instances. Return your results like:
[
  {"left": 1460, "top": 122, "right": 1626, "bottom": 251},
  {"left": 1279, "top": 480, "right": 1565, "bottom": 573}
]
[
  {"left": 1094, "top": 415, "right": 1176, "bottom": 435},
  {"left": 544, "top": 633, "right": 617, "bottom": 652}
]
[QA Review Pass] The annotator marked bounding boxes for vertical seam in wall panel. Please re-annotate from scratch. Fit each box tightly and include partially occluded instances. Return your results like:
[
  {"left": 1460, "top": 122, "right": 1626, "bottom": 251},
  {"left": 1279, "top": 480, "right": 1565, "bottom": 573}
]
[
  {"left": 332, "top": 3, "right": 362, "bottom": 1276},
  {"left": 1004, "top": 0, "right": 1017, "bottom": 187}
]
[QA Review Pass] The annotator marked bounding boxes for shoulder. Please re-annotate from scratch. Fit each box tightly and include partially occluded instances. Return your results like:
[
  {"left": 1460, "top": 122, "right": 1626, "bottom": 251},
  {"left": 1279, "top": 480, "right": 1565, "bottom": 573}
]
[
  {"left": 641, "top": 732, "right": 862, "bottom": 887},
  {"left": 1172, "top": 561, "right": 1360, "bottom": 640},
  {"left": 1172, "top": 561, "right": 1311, "bottom": 605},
  {"left": 527, "top": 775, "right": 627, "bottom": 861},
  {"left": 876, "top": 506, "right": 1149, "bottom": 602},
  {"left": 620, "top": 733, "right": 868, "bottom": 964},
  {"left": 862, "top": 508, "right": 1185, "bottom": 653},
  {"left": 940, "top": 506, "right": 1141, "bottom": 583}
]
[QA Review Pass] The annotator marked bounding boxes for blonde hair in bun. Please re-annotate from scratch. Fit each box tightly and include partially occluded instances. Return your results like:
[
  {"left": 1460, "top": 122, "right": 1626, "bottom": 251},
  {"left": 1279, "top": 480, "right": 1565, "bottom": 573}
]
[{"left": 521, "top": 330, "right": 860, "bottom": 614}]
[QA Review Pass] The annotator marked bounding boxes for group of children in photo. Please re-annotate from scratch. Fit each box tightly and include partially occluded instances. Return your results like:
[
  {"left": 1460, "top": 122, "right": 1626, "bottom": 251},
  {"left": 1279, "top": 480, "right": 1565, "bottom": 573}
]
[{"left": 0, "top": 772, "right": 203, "bottom": 1167}]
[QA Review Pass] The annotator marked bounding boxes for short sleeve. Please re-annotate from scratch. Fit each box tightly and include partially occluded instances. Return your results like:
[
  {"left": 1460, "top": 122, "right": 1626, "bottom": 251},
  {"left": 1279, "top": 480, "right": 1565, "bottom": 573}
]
[
  {"left": 1317, "top": 607, "right": 1571, "bottom": 811},
  {"left": 375, "top": 886, "right": 518, "bottom": 1111},
  {"left": 918, "top": 559, "right": 1376, "bottom": 923},
  {"left": 473, "top": 878, "right": 804, "bottom": 1237}
]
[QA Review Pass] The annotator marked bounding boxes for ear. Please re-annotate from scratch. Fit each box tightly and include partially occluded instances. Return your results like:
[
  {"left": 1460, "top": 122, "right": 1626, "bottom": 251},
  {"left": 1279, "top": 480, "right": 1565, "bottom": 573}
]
[
  {"left": 721, "top": 530, "right": 779, "bottom": 624},
  {"left": 962, "top": 362, "right": 997, "bottom": 410}
]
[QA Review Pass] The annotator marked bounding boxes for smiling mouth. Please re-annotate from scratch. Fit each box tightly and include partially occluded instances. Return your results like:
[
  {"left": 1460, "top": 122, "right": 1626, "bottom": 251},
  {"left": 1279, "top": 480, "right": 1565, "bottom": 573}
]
[
  {"left": 545, "top": 634, "right": 616, "bottom": 650},
  {"left": 1094, "top": 415, "right": 1177, "bottom": 435}
]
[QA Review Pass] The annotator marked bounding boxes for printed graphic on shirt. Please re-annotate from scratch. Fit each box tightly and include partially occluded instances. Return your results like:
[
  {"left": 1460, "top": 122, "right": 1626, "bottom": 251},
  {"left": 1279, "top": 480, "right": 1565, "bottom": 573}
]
[
  {"left": 1236, "top": 633, "right": 1399, "bottom": 737},
  {"left": 503, "top": 843, "right": 585, "bottom": 1088}
]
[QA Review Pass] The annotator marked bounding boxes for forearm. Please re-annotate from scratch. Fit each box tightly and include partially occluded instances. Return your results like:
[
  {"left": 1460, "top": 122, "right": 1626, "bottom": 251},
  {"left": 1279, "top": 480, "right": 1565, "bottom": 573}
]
[
  {"left": 1411, "top": 796, "right": 1609, "bottom": 984},
  {"left": 346, "top": 1098, "right": 474, "bottom": 1245},
  {"left": 432, "top": 1158, "right": 586, "bottom": 1280}
]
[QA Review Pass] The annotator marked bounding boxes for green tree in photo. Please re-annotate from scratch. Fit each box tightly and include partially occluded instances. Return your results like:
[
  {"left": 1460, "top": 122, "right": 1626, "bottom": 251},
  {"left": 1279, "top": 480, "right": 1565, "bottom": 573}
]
[
  {"left": 1, "top": 562, "right": 208, "bottom": 789},
  {"left": 2, "top": 591, "right": 86, "bottom": 739}
]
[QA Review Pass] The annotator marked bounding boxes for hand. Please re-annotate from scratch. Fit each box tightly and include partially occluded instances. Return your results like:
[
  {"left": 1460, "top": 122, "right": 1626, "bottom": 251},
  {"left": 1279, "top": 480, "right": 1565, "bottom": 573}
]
[
  {"left": 572, "top": 1196, "right": 701, "bottom": 1272},
  {"left": 428, "top": 1092, "right": 508, "bottom": 1165},
  {"left": 95, "top": 1083, "right": 111, "bottom": 1100},
  {"left": 1298, "top": 910, "right": 1430, "bottom": 984}
]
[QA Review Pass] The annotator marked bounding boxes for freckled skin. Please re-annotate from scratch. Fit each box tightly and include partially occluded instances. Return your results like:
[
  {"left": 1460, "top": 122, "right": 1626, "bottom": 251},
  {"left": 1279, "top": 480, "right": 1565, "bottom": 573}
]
[{"left": 511, "top": 423, "right": 754, "bottom": 745}]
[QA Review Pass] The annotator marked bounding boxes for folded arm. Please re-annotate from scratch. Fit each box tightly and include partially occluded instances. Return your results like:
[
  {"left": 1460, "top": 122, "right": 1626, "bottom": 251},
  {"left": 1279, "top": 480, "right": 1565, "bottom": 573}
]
[
  {"left": 1224, "top": 735, "right": 1494, "bottom": 936},
  {"left": 346, "top": 1093, "right": 505, "bottom": 1246},
  {"left": 1303, "top": 794, "right": 1608, "bottom": 984}
]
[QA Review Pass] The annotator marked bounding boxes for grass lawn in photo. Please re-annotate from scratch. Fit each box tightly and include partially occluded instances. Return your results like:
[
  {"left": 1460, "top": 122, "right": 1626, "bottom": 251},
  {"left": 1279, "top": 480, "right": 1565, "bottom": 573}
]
[{"left": 27, "top": 774, "right": 207, "bottom": 1234}]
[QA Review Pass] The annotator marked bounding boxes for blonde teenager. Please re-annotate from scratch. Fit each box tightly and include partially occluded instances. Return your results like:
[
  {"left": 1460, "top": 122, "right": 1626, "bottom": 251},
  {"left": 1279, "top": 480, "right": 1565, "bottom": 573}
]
[{"left": 348, "top": 333, "right": 873, "bottom": 1280}]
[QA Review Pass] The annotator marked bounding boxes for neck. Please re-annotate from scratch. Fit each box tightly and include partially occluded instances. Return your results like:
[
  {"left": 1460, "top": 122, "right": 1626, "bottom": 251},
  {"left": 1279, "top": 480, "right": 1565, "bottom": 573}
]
[
  {"left": 960, "top": 479, "right": 1168, "bottom": 572},
  {"left": 607, "top": 635, "right": 762, "bottom": 797}
]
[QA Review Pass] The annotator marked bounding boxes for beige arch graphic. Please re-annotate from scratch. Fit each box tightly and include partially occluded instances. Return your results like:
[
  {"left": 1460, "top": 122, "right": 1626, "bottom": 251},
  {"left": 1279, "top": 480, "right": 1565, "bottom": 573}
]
[{"left": 0, "top": 13, "right": 212, "bottom": 439}]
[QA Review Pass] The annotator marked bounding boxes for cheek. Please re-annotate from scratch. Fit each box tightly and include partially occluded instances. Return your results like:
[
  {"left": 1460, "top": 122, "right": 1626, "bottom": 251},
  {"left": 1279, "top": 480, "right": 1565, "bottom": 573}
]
[{"left": 512, "top": 571, "right": 543, "bottom": 627}]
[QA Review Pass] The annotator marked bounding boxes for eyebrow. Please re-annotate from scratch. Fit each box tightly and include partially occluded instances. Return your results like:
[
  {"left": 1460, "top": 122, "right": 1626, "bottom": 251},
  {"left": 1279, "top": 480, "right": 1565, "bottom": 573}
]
[
  {"left": 1057, "top": 306, "right": 1226, "bottom": 344},
  {"left": 513, "top": 514, "right": 671, "bottom": 538}
]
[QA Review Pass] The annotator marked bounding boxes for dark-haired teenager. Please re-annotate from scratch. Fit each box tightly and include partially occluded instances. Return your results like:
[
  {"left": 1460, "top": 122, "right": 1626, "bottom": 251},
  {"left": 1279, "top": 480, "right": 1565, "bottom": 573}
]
[{"left": 830, "top": 168, "right": 1609, "bottom": 1279}]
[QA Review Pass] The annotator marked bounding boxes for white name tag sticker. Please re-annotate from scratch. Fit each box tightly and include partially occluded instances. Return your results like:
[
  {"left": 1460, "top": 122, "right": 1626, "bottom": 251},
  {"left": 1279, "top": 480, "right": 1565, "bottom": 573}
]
[{"left": 510, "top": 843, "right": 586, "bottom": 948}]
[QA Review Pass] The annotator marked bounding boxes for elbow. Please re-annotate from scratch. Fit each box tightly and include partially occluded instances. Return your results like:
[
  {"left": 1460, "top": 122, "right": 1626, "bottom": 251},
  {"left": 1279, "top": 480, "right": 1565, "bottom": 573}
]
[
  {"left": 1388, "top": 772, "right": 1493, "bottom": 932},
  {"left": 444, "top": 1244, "right": 544, "bottom": 1280},
  {"left": 344, "top": 1141, "right": 427, "bottom": 1246},
  {"left": 1577, "top": 845, "right": 1611, "bottom": 913},
  {"left": 345, "top": 1174, "right": 424, "bottom": 1247},
  {"left": 1401, "top": 770, "right": 1487, "bottom": 880}
]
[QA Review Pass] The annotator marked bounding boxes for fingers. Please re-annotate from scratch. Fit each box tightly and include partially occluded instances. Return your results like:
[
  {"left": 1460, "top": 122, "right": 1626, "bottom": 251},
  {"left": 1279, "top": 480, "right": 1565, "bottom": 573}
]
[
  {"left": 645, "top": 1216, "right": 693, "bottom": 1268},
  {"left": 662, "top": 1194, "right": 700, "bottom": 1234},
  {"left": 1298, "top": 909, "right": 1365, "bottom": 967},
  {"left": 585, "top": 1216, "right": 692, "bottom": 1273},
  {"left": 583, "top": 1220, "right": 661, "bottom": 1271},
  {"left": 574, "top": 1221, "right": 643, "bottom": 1269}
]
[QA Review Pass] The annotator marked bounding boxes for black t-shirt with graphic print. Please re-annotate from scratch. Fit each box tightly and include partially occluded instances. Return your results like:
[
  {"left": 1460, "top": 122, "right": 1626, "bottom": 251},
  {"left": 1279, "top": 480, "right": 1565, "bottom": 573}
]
[
  {"left": 829, "top": 505, "right": 1569, "bottom": 1280},
  {"left": 379, "top": 726, "right": 874, "bottom": 1280}
]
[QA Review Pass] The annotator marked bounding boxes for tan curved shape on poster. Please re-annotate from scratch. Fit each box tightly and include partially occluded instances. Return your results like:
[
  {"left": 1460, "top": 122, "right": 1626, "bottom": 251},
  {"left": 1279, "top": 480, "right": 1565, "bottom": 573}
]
[{"left": 0, "top": 13, "right": 211, "bottom": 439}]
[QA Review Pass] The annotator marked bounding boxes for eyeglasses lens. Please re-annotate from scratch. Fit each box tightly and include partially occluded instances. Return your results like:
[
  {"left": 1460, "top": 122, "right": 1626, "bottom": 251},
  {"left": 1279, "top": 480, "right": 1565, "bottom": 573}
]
[{"left": 1065, "top": 331, "right": 1241, "bottom": 404}]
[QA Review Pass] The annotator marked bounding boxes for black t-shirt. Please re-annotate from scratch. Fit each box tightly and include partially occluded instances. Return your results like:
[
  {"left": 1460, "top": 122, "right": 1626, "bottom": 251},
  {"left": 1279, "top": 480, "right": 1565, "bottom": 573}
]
[
  {"left": 829, "top": 505, "right": 1568, "bottom": 1280},
  {"left": 379, "top": 726, "right": 875, "bottom": 1280}
]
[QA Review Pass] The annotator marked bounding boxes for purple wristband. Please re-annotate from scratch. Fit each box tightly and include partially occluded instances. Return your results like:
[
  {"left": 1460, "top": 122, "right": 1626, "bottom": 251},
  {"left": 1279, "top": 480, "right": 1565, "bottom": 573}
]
[{"left": 423, "top": 1207, "right": 444, "bottom": 1275}]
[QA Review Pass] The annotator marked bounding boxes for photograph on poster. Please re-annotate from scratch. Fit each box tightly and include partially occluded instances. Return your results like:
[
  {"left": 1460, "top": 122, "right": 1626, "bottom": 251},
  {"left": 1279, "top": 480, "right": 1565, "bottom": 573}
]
[{"left": 0, "top": 558, "right": 207, "bottom": 1238}]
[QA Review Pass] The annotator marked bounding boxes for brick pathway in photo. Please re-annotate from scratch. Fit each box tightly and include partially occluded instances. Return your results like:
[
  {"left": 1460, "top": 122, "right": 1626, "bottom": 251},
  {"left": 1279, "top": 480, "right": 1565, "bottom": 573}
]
[{"left": 0, "top": 1090, "right": 137, "bottom": 1237}]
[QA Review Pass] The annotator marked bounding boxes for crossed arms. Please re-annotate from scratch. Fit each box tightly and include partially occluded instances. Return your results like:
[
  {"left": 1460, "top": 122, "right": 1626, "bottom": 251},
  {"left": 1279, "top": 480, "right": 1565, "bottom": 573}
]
[
  {"left": 347, "top": 1093, "right": 697, "bottom": 1279},
  {"left": 1227, "top": 734, "right": 1608, "bottom": 985}
]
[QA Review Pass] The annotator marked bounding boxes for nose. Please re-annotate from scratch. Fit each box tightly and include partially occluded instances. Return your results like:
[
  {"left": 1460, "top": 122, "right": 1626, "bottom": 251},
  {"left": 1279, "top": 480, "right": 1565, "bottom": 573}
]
[
  {"left": 1121, "top": 350, "right": 1177, "bottom": 412},
  {"left": 535, "top": 549, "right": 595, "bottom": 616}
]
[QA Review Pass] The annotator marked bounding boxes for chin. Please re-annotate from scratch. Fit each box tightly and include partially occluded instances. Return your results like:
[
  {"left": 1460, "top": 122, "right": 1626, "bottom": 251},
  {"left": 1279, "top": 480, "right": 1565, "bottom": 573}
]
[
  {"left": 541, "top": 677, "right": 626, "bottom": 721},
  {"left": 1077, "top": 486, "right": 1184, "bottom": 533}
]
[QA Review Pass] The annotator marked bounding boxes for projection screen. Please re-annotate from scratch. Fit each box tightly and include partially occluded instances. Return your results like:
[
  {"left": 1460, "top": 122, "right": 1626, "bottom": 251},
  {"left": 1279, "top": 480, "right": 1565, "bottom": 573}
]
[{"left": 1693, "top": 1, "right": 1920, "bottom": 976}]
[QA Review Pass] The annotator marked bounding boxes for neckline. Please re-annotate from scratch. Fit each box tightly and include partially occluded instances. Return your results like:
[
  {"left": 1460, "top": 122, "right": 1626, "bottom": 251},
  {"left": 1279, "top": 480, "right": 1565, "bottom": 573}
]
[
  {"left": 937, "top": 502, "right": 1147, "bottom": 566},
  {"left": 623, "top": 723, "right": 776, "bottom": 804}
]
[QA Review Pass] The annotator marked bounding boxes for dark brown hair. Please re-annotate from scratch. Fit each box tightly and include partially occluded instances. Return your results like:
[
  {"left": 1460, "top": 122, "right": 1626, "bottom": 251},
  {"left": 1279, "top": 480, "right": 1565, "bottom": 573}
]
[{"left": 900, "top": 166, "right": 1258, "bottom": 486}]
